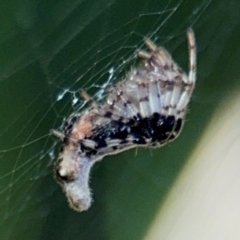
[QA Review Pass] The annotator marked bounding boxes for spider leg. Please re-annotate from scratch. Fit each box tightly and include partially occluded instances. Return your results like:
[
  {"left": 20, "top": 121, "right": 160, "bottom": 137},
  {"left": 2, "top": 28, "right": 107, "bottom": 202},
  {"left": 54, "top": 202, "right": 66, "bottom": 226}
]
[
  {"left": 81, "top": 139, "right": 97, "bottom": 149},
  {"left": 168, "top": 30, "right": 196, "bottom": 116},
  {"left": 168, "top": 77, "right": 182, "bottom": 116},
  {"left": 175, "top": 29, "right": 196, "bottom": 114},
  {"left": 116, "top": 85, "right": 141, "bottom": 118},
  {"left": 80, "top": 89, "right": 98, "bottom": 108},
  {"left": 97, "top": 136, "right": 150, "bottom": 156},
  {"left": 102, "top": 92, "right": 137, "bottom": 120},
  {"left": 187, "top": 28, "right": 197, "bottom": 86},
  {"left": 175, "top": 80, "right": 193, "bottom": 114},
  {"left": 137, "top": 50, "right": 151, "bottom": 59},
  {"left": 51, "top": 129, "right": 65, "bottom": 141},
  {"left": 79, "top": 87, "right": 135, "bottom": 122},
  {"left": 148, "top": 79, "right": 161, "bottom": 114},
  {"left": 135, "top": 81, "right": 151, "bottom": 118},
  {"left": 106, "top": 83, "right": 152, "bottom": 122},
  {"left": 144, "top": 38, "right": 158, "bottom": 52}
]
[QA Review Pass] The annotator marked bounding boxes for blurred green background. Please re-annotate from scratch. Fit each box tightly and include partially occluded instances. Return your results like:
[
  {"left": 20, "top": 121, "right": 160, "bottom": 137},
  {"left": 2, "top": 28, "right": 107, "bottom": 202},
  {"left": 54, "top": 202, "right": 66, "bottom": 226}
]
[{"left": 0, "top": 0, "right": 240, "bottom": 239}]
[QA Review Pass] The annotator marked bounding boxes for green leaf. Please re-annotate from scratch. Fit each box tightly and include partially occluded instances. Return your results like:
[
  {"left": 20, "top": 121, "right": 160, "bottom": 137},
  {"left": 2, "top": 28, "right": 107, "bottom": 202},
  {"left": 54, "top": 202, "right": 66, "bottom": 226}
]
[{"left": 0, "top": 0, "right": 240, "bottom": 239}]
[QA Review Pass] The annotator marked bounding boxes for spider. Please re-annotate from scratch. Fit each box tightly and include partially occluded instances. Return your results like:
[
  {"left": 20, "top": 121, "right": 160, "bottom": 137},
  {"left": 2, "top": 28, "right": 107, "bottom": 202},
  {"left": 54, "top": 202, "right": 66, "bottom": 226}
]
[{"left": 52, "top": 29, "right": 196, "bottom": 212}]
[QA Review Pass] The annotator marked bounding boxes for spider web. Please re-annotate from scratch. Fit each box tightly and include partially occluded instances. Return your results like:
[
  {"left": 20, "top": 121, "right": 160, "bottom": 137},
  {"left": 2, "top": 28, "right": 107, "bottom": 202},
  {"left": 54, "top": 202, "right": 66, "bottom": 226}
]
[{"left": 1, "top": 0, "right": 239, "bottom": 239}]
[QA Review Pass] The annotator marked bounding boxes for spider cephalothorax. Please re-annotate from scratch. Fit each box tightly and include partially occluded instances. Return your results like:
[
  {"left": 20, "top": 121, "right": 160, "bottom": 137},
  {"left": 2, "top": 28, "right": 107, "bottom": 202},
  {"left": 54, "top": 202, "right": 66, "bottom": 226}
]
[{"left": 52, "top": 29, "right": 196, "bottom": 212}]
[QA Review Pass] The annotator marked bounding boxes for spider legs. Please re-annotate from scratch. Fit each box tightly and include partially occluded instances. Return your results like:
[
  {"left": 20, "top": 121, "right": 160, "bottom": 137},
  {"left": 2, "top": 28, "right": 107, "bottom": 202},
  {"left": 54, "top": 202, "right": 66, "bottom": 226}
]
[
  {"left": 176, "top": 29, "right": 196, "bottom": 114},
  {"left": 187, "top": 28, "right": 197, "bottom": 86}
]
